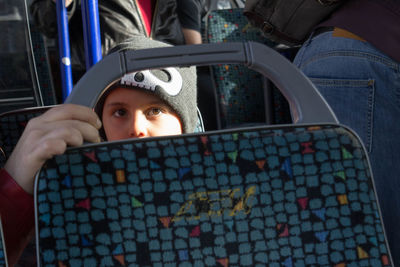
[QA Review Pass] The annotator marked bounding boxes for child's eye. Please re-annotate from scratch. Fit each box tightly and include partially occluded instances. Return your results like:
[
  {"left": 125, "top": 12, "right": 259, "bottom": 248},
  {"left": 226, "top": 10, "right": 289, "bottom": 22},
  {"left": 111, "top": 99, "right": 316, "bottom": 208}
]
[
  {"left": 147, "top": 107, "right": 164, "bottom": 116},
  {"left": 113, "top": 109, "right": 127, "bottom": 117}
]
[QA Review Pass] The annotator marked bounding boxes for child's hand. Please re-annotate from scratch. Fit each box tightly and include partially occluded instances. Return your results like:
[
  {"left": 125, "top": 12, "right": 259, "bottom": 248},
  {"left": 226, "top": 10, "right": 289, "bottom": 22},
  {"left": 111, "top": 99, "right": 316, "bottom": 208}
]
[{"left": 4, "top": 104, "right": 102, "bottom": 194}]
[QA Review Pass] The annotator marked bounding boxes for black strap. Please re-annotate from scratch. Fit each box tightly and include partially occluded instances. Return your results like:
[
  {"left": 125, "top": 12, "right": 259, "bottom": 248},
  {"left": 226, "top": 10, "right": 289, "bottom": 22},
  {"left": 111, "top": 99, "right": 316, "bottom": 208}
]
[{"left": 312, "top": 26, "right": 335, "bottom": 38}]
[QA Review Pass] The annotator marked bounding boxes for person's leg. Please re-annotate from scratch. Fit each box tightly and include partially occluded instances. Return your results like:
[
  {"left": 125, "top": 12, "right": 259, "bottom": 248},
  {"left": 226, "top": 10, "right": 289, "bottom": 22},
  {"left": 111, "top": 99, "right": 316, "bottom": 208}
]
[{"left": 294, "top": 29, "right": 400, "bottom": 265}]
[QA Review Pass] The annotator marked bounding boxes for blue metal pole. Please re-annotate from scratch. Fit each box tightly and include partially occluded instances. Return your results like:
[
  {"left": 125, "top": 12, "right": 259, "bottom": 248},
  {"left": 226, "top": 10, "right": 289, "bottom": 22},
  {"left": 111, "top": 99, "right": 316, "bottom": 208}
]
[
  {"left": 81, "top": 0, "right": 102, "bottom": 70},
  {"left": 56, "top": 0, "right": 73, "bottom": 101}
]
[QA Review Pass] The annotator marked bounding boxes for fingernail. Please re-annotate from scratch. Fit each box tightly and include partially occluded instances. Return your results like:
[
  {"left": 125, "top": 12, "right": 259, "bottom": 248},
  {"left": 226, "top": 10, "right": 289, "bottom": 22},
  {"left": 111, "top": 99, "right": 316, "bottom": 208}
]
[{"left": 96, "top": 118, "right": 102, "bottom": 128}]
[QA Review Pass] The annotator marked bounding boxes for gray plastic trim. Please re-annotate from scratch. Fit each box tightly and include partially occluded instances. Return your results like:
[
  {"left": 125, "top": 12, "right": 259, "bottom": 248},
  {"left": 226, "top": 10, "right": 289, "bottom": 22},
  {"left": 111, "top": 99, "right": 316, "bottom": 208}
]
[{"left": 65, "top": 42, "right": 338, "bottom": 124}]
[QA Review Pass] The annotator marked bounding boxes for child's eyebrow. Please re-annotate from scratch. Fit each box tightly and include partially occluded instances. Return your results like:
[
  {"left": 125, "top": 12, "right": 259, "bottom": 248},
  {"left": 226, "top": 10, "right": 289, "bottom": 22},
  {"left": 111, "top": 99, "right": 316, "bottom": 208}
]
[
  {"left": 104, "top": 102, "right": 127, "bottom": 107},
  {"left": 105, "top": 100, "right": 170, "bottom": 108}
]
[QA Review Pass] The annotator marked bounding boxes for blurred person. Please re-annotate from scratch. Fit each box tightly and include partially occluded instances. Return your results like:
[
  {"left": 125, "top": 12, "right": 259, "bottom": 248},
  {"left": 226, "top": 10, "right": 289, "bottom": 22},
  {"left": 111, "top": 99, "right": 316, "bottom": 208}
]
[
  {"left": 30, "top": 0, "right": 203, "bottom": 82},
  {"left": 293, "top": 0, "right": 400, "bottom": 264}
]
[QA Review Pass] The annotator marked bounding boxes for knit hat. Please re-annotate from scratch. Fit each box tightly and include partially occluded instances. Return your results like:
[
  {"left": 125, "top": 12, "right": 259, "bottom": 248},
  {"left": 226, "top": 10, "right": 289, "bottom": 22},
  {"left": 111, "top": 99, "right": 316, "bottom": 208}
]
[{"left": 95, "top": 35, "right": 198, "bottom": 136}]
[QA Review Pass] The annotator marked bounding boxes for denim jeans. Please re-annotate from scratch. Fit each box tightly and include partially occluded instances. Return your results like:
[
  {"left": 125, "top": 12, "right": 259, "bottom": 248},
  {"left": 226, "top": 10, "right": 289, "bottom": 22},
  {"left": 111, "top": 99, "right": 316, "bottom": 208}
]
[{"left": 294, "top": 30, "right": 400, "bottom": 266}]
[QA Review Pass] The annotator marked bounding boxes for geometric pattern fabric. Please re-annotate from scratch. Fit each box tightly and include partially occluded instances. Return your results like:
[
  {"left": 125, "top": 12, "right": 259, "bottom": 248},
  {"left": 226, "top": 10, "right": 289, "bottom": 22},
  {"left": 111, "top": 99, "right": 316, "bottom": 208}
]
[
  {"left": 0, "top": 107, "right": 50, "bottom": 168},
  {"left": 35, "top": 124, "right": 393, "bottom": 266},
  {"left": 206, "top": 8, "right": 275, "bottom": 128},
  {"left": 206, "top": 8, "right": 291, "bottom": 128},
  {"left": 0, "top": 106, "right": 205, "bottom": 169}
]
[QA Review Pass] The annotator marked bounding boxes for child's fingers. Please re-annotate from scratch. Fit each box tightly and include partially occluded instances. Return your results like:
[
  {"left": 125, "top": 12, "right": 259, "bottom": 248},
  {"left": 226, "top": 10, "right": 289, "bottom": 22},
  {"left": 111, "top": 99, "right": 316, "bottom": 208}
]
[
  {"left": 14, "top": 121, "right": 99, "bottom": 184},
  {"left": 40, "top": 120, "right": 101, "bottom": 144},
  {"left": 23, "top": 119, "right": 101, "bottom": 149},
  {"left": 16, "top": 119, "right": 100, "bottom": 174},
  {"left": 4, "top": 104, "right": 102, "bottom": 194},
  {"left": 35, "top": 104, "right": 102, "bottom": 130},
  {"left": 9, "top": 136, "right": 70, "bottom": 195},
  {"left": 27, "top": 137, "right": 69, "bottom": 165},
  {"left": 29, "top": 126, "right": 87, "bottom": 162}
]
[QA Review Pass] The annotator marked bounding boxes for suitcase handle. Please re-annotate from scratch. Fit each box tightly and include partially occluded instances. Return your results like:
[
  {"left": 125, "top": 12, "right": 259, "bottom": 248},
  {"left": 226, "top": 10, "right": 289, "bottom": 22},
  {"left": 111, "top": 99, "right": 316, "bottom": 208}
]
[{"left": 65, "top": 41, "right": 338, "bottom": 124}]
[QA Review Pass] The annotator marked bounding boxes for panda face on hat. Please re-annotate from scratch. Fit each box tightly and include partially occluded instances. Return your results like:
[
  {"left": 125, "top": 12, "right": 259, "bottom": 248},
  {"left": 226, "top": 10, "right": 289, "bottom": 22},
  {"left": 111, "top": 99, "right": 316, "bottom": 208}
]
[
  {"left": 121, "top": 68, "right": 183, "bottom": 96},
  {"left": 115, "top": 64, "right": 196, "bottom": 134}
]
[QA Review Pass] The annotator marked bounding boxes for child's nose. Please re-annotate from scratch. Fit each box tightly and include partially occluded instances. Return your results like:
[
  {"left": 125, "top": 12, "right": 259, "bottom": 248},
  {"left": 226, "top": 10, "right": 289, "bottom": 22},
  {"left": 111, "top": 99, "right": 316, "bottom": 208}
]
[{"left": 129, "top": 113, "right": 148, "bottom": 138}]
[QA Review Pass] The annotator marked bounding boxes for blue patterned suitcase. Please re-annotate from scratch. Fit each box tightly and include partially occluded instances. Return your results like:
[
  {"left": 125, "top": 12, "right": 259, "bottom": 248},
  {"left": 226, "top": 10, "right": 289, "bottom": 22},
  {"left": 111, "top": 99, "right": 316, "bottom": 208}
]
[{"left": 34, "top": 42, "right": 394, "bottom": 266}]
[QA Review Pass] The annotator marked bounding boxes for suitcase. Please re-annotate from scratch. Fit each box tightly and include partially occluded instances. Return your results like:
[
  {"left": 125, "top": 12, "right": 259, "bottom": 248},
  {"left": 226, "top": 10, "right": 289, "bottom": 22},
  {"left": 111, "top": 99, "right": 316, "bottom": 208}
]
[{"left": 34, "top": 42, "right": 393, "bottom": 266}]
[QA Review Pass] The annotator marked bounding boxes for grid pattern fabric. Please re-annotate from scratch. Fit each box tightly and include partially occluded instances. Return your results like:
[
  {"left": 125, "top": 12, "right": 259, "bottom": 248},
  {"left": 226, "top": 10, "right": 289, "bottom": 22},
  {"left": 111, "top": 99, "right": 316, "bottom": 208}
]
[
  {"left": 0, "top": 107, "right": 49, "bottom": 168},
  {"left": 206, "top": 8, "right": 292, "bottom": 127},
  {"left": 35, "top": 124, "right": 393, "bottom": 266},
  {"left": 206, "top": 8, "right": 274, "bottom": 128}
]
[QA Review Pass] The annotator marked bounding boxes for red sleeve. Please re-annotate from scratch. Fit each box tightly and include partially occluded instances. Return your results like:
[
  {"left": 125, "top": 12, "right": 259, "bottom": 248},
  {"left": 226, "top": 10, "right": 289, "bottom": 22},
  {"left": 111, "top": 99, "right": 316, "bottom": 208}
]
[
  {"left": 0, "top": 168, "right": 35, "bottom": 266},
  {"left": 137, "top": 0, "right": 154, "bottom": 36}
]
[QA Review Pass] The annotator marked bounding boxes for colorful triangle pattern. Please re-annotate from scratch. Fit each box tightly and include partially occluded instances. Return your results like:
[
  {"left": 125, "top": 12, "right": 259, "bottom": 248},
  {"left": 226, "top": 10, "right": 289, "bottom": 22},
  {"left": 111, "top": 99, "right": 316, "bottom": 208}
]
[
  {"left": 281, "top": 158, "right": 293, "bottom": 178},
  {"left": 232, "top": 133, "right": 238, "bottom": 141},
  {"left": 84, "top": 151, "right": 98, "bottom": 162},
  {"left": 335, "top": 171, "right": 346, "bottom": 180},
  {"left": 40, "top": 214, "right": 50, "bottom": 225},
  {"left": 131, "top": 197, "right": 143, "bottom": 208},
  {"left": 283, "top": 257, "right": 293, "bottom": 267},
  {"left": 312, "top": 208, "right": 326, "bottom": 221},
  {"left": 315, "top": 231, "right": 329, "bottom": 242},
  {"left": 256, "top": 159, "right": 266, "bottom": 170},
  {"left": 190, "top": 225, "right": 200, "bottom": 237},
  {"left": 200, "top": 135, "right": 212, "bottom": 155},
  {"left": 160, "top": 217, "right": 172, "bottom": 228},
  {"left": 277, "top": 224, "right": 289, "bottom": 237},
  {"left": 150, "top": 161, "right": 160, "bottom": 169},
  {"left": 297, "top": 197, "right": 308, "bottom": 210},
  {"left": 116, "top": 169, "right": 126, "bottom": 183},
  {"left": 342, "top": 146, "right": 353, "bottom": 159},
  {"left": 81, "top": 235, "right": 92, "bottom": 246},
  {"left": 381, "top": 255, "right": 390, "bottom": 265},
  {"left": 337, "top": 194, "right": 348, "bottom": 205},
  {"left": 357, "top": 246, "right": 369, "bottom": 259},
  {"left": 113, "top": 244, "right": 125, "bottom": 266},
  {"left": 178, "top": 250, "right": 189, "bottom": 261},
  {"left": 113, "top": 255, "right": 125, "bottom": 266},
  {"left": 301, "top": 142, "right": 315, "bottom": 154},
  {"left": 62, "top": 175, "right": 72, "bottom": 188},
  {"left": 225, "top": 220, "right": 234, "bottom": 231},
  {"left": 113, "top": 244, "right": 123, "bottom": 255},
  {"left": 75, "top": 198, "right": 91, "bottom": 210},
  {"left": 228, "top": 151, "right": 238, "bottom": 163},
  {"left": 178, "top": 167, "right": 191, "bottom": 179},
  {"left": 216, "top": 258, "right": 228, "bottom": 267},
  {"left": 200, "top": 136, "right": 208, "bottom": 145}
]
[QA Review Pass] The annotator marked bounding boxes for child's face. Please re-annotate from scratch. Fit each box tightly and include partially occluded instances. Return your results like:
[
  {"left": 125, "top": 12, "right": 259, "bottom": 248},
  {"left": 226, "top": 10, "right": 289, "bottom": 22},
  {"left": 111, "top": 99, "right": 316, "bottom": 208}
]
[{"left": 102, "top": 87, "right": 182, "bottom": 141}]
